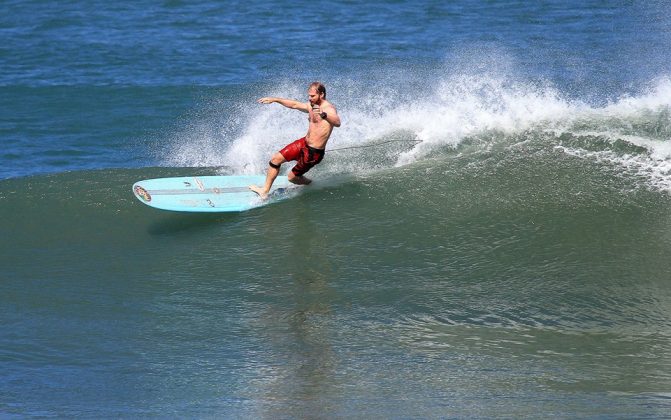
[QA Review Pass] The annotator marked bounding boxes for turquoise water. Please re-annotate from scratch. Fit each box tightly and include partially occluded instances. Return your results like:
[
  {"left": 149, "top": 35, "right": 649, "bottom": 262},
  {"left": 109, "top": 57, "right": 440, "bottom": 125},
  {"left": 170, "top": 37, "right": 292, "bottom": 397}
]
[{"left": 2, "top": 1, "right": 671, "bottom": 417}]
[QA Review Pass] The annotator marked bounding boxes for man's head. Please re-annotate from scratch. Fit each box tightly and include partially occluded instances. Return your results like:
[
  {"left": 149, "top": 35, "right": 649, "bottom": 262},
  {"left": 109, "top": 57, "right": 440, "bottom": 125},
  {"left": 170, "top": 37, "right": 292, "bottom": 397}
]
[{"left": 308, "top": 82, "right": 326, "bottom": 105}]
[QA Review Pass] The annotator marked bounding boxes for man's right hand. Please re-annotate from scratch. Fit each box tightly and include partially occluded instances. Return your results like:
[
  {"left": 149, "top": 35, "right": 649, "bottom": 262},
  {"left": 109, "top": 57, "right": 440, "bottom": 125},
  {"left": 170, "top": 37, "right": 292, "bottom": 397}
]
[{"left": 258, "top": 97, "right": 275, "bottom": 104}]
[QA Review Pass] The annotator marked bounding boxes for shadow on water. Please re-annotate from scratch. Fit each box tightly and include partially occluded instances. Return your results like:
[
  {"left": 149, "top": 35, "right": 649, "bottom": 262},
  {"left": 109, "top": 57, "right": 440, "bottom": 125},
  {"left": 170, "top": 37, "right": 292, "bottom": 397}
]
[
  {"left": 145, "top": 212, "right": 244, "bottom": 235},
  {"left": 256, "top": 201, "right": 345, "bottom": 417}
]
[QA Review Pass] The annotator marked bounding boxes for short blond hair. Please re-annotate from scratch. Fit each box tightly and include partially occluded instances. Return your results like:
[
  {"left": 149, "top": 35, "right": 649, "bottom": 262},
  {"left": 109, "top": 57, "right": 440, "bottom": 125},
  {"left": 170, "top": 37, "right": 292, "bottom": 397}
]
[{"left": 309, "top": 81, "right": 326, "bottom": 98}]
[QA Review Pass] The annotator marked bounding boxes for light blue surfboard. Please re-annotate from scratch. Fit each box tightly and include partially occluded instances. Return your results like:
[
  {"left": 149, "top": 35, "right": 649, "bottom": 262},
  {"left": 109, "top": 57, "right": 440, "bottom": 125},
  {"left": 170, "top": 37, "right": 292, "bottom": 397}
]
[{"left": 132, "top": 175, "right": 294, "bottom": 212}]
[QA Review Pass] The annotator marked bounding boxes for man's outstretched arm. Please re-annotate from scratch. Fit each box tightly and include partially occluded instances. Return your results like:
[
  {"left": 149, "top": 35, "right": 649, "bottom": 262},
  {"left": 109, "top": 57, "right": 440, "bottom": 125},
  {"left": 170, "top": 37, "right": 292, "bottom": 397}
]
[{"left": 258, "top": 97, "right": 309, "bottom": 112}]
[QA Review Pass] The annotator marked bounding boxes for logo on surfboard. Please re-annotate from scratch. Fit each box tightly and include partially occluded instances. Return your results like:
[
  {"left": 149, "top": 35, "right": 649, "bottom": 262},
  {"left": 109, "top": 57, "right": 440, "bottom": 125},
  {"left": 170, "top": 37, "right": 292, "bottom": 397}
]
[{"left": 134, "top": 185, "right": 152, "bottom": 202}]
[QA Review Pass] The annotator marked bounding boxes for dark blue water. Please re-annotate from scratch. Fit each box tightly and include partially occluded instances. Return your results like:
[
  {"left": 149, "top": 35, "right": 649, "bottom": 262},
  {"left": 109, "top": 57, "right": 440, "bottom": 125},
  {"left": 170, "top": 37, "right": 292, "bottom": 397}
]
[{"left": 2, "top": 1, "right": 671, "bottom": 417}]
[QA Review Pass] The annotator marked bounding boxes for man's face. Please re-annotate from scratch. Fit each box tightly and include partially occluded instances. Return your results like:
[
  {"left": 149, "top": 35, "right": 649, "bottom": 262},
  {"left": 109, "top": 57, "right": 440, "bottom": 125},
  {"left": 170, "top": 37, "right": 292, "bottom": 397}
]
[{"left": 308, "top": 87, "right": 322, "bottom": 105}]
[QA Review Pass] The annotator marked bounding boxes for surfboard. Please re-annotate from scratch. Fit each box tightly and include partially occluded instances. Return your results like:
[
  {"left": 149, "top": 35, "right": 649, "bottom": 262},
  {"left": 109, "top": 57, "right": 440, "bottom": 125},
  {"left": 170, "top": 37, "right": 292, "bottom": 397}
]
[{"left": 132, "top": 175, "right": 294, "bottom": 212}]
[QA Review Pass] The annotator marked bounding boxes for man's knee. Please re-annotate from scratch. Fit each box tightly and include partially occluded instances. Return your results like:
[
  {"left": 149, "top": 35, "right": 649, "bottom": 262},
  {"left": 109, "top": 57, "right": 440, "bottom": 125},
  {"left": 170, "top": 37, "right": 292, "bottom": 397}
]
[{"left": 269, "top": 153, "right": 285, "bottom": 169}]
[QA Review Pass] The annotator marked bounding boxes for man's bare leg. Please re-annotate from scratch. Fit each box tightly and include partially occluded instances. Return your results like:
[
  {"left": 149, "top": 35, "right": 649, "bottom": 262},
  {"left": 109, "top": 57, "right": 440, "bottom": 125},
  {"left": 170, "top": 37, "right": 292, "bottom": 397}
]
[{"left": 249, "top": 153, "right": 285, "bottom": 199}]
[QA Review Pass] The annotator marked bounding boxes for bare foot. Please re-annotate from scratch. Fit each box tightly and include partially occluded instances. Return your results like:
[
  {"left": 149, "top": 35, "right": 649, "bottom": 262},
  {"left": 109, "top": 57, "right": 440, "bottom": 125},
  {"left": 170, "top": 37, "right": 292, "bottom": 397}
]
[{"left": 249, "top": 185, "right": 269, "bottom": 200}]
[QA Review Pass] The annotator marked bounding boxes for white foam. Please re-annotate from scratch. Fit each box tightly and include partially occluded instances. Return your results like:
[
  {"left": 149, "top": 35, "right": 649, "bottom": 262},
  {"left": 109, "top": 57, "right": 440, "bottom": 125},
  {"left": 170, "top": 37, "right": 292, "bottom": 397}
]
[
  {"left": 395, "top": 76, "right": 578, "bottom": 165},
  {"left": 553, "top": 77, "right": 671, "bottom": 192},
  {"left": 164, "top": 70, "right": 671, "bottom": 191},
  {"left": 557, "top": 145, "right": 671, "bottom": 193}
]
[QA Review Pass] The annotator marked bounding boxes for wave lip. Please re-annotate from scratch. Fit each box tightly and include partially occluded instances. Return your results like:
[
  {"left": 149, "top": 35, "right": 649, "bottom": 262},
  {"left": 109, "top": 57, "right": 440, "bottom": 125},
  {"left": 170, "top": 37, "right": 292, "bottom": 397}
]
[{"left": 163, "top": 75, "right": 671, "bottom": 195}]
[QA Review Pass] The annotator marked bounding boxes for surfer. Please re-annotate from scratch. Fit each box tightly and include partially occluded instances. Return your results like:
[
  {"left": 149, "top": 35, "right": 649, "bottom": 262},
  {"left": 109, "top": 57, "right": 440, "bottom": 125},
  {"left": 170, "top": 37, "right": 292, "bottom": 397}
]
[{"left": 249, "top": 82, "right": 341, "bottom": 199}]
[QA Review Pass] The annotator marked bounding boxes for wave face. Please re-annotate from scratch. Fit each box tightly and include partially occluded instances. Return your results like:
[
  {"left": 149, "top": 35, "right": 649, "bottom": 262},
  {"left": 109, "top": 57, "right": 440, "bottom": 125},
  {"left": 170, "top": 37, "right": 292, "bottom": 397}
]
[{"left": 3, "top": 78, "right": 671, "bottom": 414}]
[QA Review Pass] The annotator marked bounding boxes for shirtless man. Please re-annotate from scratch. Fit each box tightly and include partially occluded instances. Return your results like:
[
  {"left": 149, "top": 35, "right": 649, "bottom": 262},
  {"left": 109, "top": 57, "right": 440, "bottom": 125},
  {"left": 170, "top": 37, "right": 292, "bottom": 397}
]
[{"left": 249, "top": 82, "right": 341, "bottom": 199}]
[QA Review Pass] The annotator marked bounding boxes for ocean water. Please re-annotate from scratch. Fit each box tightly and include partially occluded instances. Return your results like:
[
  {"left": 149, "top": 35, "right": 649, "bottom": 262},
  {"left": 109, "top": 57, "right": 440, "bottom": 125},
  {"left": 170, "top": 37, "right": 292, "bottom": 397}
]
[{"left": 2, "top": 0, "right": 671, "bottom": 417}]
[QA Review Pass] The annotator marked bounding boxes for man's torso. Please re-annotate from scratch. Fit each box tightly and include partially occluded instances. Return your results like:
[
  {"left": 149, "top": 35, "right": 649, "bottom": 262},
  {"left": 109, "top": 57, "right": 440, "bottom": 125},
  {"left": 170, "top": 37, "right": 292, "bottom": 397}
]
[{"left": 305, "top": 100, "right": 334, "bottom": 149}]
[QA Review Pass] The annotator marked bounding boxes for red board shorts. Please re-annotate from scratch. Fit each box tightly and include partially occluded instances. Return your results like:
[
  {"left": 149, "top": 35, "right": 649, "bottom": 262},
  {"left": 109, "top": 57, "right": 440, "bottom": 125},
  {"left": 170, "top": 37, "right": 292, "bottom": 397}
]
[{"left": 279, "top": 137, "right": 325, "bottom": 177}]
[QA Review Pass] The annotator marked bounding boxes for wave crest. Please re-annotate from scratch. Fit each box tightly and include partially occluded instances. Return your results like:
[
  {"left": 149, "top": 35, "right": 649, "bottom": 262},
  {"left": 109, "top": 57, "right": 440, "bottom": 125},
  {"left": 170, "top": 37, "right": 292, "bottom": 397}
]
[{"left": 165, "top": 73, "right": 671, "bottom": 191}]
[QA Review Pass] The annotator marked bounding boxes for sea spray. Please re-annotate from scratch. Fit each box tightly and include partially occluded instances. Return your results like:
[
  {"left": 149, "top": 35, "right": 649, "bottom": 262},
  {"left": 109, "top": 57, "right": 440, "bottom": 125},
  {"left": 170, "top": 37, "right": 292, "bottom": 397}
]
[{"left": 163, "top": 72, "right": 671, "bottom": 193}]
